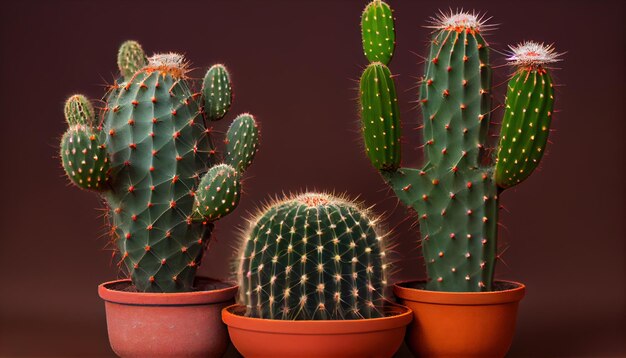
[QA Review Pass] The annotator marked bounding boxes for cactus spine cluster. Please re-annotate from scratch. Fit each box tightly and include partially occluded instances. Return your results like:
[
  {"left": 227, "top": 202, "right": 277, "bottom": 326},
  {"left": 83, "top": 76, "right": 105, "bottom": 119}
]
[
  {"left": 358, "top": 3, "right": 560, "bottom": 292},
  {"left": 60, "top": 41, "right": 260, "bottom": 293},
  {"left": 237, "top": 193, "right": 389, "bottom": 320}
]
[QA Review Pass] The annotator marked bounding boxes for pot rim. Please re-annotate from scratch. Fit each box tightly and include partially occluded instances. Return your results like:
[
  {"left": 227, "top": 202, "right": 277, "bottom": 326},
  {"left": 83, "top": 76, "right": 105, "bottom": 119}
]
[
  {"left": 222, "top": 303, "right": 412, "bottom": 335},
  {"left": 98, "top": 277, "right": 237, "bottom": 306},
  {"left": 393, "top": 279, "right": 525, "bottom": 305}
]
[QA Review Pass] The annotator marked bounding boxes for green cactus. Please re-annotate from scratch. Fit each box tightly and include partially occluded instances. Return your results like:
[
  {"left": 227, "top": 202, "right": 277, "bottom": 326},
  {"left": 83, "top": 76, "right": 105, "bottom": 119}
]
[
  {"left": 117, "top": 40, "right": 147, "bottom": 81},
  {"left": 64, "top": 94, "right": 96, "bottom": 126},
  {"left": 237, "top": 193, "right": 389, "bottom": 320},
  {"left": 60, "top": 125, "right": 110, "bottom": 191},
  {"left": 193, "top": 164, "right": 241, "bottom": 221},
  {"left": 357, "top": 5, "right": 561, "bottom": 292},
  {"left": 495, "top": 42, "right": 557, "bottom": 188},
  {"left": 225, "top": 113, "right": 260, "bottom": 172},
  {"left": 202, "top": 64, "right": 232, "bottom": 121},
  {"left": 60, "top": 42, "right": 260, "bottom": 293},
  {"left": 361, "top": 0, "right": 395, "bottom": 65},
  {"left": 359, "top": 62, "right": 401, "bottom": 171}
]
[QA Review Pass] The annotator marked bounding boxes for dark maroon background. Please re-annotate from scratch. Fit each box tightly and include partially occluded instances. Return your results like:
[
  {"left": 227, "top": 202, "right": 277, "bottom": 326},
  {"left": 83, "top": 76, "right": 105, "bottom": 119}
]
[{"left": 1, "top": 0, "right": 624, "bottom": 356}]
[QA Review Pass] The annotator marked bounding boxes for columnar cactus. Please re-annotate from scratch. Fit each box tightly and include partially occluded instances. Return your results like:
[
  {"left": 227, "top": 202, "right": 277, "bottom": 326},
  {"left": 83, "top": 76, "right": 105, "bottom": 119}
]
[
  {"left": 358, "top": 3, "right": 561, "bottom": 292},
  {"left": 60, "top": 41, "right": 260, "bottom": 293},
  {"left": 237, "top": 193, "right": 389, "bottom": 320}
]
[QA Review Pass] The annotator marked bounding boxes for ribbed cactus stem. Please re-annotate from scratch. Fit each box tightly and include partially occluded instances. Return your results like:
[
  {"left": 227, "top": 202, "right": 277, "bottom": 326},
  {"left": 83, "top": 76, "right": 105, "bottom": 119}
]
[{"left": 237, "top": 193, "right": 389, "bottom": 320}]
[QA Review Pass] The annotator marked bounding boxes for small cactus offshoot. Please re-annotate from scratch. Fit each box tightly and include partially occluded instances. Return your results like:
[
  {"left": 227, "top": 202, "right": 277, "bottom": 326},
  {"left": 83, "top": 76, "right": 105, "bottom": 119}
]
[
  {"left": 237, "top": 192, "right": 390, "bottom": 320},
  {"left": 357, "top": 3, "right": 562, "bottom": 292},
  {"left": 60, "top": 41, "right": 261, "bottom": 293},
  {"left": 117, "top": 40, "right": 147, "bottom": 81}
]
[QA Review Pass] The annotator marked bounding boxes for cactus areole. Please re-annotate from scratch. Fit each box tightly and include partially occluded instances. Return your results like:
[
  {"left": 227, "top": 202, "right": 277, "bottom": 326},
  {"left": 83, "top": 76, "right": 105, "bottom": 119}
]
[
  {"left": 358, "top": 4, "right": 561, "bottom": 292},
  {"left": 60, "top": 42, "right": 260, "bottom": 293}
]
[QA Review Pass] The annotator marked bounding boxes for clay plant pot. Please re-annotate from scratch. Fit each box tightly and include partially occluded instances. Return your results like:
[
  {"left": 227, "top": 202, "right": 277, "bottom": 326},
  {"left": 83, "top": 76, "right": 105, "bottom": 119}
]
[
  {"left": 394, "top": 280, "right": 526, "bottom": 358},
  {"left": 222, "top": 304, "right": 413, "bottom": 358},
  {"left": 98, "top": 277, "right": 236, "bottom": 358}
]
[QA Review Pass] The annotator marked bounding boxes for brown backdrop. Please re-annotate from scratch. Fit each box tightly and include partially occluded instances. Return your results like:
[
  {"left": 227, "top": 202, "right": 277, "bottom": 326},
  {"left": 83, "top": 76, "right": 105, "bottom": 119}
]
[{"left": 0, "top": 0, "right": 624, "bottom": 356}]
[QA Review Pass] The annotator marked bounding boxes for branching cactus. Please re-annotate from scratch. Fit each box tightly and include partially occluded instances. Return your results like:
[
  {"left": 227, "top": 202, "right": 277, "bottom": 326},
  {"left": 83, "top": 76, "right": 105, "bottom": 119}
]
[
  {"left": 358, "top": 2, "right": 561, "bottom": 292},
  {"left": 237, "top": 193, "right": 390, "bottom": 320},
  {"left": 60, "top": 41, "right": 260, "bottom": 293}
]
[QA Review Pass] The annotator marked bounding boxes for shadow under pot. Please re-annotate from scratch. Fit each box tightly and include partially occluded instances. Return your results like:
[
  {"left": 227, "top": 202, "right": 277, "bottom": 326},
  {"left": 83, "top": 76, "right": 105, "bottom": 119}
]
[
  {"left": 394, "top": 280, "right": 526, "bottom": 358},
  {"left": 222, "top": 304, "right": 413, "bottom": 358},
  {"left": 98, "top": 277, "right": 236, "bottom": 358}
]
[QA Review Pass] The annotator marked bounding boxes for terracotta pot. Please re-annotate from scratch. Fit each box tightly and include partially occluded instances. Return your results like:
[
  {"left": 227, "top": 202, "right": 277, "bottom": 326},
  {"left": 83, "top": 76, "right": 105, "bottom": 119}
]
[
  {"left": 98, "top": 277, "right": 236, "bottom": 358},
  {"left": 222, "top": 304, "right": 413, "bottom": 358},
  {"left": 394, "top": 280, "right": 525, "bottom": 358}
]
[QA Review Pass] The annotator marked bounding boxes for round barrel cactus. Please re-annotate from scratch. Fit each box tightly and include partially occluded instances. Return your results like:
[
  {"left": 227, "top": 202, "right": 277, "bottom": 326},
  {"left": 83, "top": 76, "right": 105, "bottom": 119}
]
[{"left": 237, "top": 192, "right": 389, "bottom": 320}]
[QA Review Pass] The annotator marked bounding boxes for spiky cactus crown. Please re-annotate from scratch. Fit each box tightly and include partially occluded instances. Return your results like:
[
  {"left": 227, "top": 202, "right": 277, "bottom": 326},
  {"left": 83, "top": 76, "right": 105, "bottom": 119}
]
[
  {"left": 507, "top": 41, "right": 562, "bottom": 69},
  {"left": 236, "top": 192, "right": 390, "bottom": 320},
  {"left": 145, "top": 53, "right": 189, "bottom": 78},
  {"left": 434, "top": 11, "right": 482, "bottom": 31},
  {"left": 428, "top": 10, "right": 495, "bottom": 33},
  {"left": 358, "top": 4, "right": 561, "bottom": 292},
  {"left": 60, "top": 41, "right": 260, "bottom": 293}
]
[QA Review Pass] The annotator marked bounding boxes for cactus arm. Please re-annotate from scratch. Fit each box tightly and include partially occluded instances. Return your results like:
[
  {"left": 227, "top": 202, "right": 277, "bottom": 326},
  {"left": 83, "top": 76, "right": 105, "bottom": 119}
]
[
  {"left": 60, "top": 126, "right": 110, "bottom": 191},
  {"left": 60, "top": 94, "right": 110, "bottom": 191},
  {"left": 496, "top": 47, "right": 556, "bottom": 188},
  {"left": 225, "top": 114, "right": 260, "bottom": 172},
  {"left": 359, "top": 62, "right": 401, "bottom": 171},
  {"left": 117, "top": 40, "right": 147, "bottom": 82},
  {"left": 193, "top": 164, "right": 241, "bottom": 221},
  {"left": 64, "top": 94, "right": 96, "bottom": 126},
  {"left": 202, "top": 64, "right": 232, "bottom": 121},
  {"left": 361, "top": 0, "right": 395, "bottom": 65}
]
